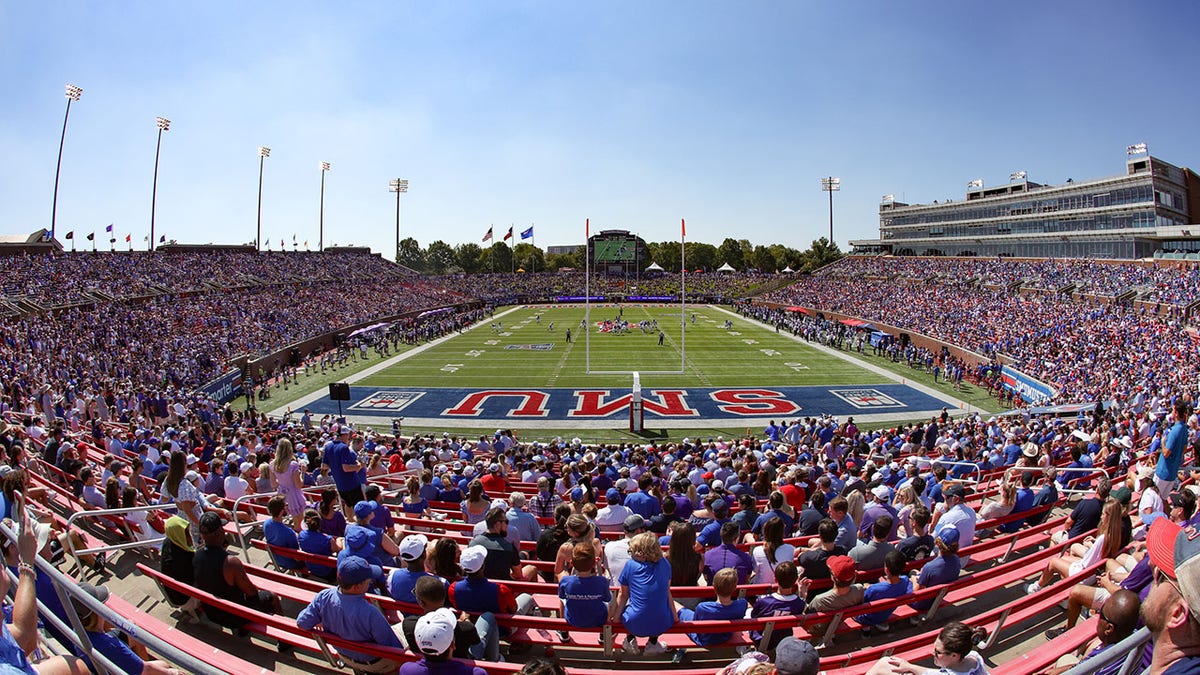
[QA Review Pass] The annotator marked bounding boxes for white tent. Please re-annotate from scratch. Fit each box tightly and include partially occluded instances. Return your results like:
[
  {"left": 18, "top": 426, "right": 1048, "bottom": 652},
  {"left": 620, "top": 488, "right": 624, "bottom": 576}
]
[
  {"left": 716, "top": 262, "right": 736, "bottom": 272},
  {"left": 645, "top": 261, "right": 664, "bottom": 272},
  {"left": 781, "top": 266, "right": 795, "bottom": 273}
]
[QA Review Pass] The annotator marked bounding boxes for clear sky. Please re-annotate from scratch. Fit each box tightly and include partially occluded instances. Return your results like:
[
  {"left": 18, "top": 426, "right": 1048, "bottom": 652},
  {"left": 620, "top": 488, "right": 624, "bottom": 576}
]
[{"left": 2, "top": 2, "right": 1198, "bottom": 256}]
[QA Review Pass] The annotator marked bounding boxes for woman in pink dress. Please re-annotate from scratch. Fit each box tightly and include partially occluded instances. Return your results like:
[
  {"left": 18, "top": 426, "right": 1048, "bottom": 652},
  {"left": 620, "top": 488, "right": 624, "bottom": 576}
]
[{"left": 271, "top": 438, "right": 307, "bottom": 529}]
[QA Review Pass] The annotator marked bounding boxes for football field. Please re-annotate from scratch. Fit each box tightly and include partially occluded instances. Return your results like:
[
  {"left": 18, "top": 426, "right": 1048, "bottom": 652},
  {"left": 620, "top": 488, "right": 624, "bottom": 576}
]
[{"left": 285, "top": 305, "right": 967, "bottom": 432}]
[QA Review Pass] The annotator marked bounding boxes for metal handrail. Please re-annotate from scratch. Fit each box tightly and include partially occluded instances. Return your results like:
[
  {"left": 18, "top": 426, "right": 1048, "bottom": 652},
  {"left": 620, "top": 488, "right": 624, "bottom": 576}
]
[
  {"left": 63, "top": 502, "right": 177, "bottom": 573},
  {"left": 0, "top": 519, "right": 227, "bottom": 675},
  {"left": 1002, "top": 464, "right": 1112, "bottom": 496},
  {"left": 930, "top": 459, "right": 982, "bottom": 484},
  {"left": 1058, "top": 625, "right": 1152, "bottom": 675}
]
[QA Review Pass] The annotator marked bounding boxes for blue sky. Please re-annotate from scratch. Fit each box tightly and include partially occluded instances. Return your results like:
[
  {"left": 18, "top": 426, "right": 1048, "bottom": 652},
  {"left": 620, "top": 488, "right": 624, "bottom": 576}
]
[{"left": 2, "top": 2, "right": 1197, "bottom": 256}]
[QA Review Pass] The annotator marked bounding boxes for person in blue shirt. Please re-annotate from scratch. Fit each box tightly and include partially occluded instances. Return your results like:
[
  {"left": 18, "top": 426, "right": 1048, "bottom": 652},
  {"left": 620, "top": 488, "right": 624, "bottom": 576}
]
[
  {"left": 697, "top": 498, "right": 734, "bottom": 548},
  {"left": 388, "top": 534, "right": 433, "bottom": 605},
  {"left": 1157, "top": 400, "right": 1191, "bottom": 495},
  {"left": 856, "top": 550, "right": 913, "bottom": 635},
  {"left": 1000, "top": 471, "right": 1037, "bottom": 534},
  {"left": 624, "top": 476, "right": 663, "bottom": 520},
  {"left": 297, "top": 557, "right": 404, "bottom": 673},
  {"left": 297, "top": 509, "right": 339, "bottom": 582},
  {"left": 263, "top": 495, "right": 304, "bottom": 572},
  {"left": 750, "top": 492, "right": 796, "bottom": 538},
  {"left": 910, "top": 529, "right": 962, "bottom": 612},
  {"left": 323, "top": 426, "right": 364, "bottom": 508},
  {"left": 612, "top": 532, "right": 676, "bottom": 656},
  {"left": 72, "top": 582, "right": 181, "bottom": 675},
  {"left": 558, "top": 541, "right": 612, "bottom": 629},
  {"left": 678, "top": 567, "right": 749, "bottom": 656}
]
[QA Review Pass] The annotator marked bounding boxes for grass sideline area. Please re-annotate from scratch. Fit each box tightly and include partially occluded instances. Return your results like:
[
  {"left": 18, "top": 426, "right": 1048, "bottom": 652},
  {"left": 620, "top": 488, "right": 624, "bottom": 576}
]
[{"left": 251, "top": 304, "right": 1007, "bottom": 442}]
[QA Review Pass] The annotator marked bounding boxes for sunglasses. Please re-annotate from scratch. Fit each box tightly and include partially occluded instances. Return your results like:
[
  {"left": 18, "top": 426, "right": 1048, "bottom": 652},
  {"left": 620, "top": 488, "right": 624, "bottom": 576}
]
[{"left": 1156, "top": 567, "right": 1184, "bottom": 596}]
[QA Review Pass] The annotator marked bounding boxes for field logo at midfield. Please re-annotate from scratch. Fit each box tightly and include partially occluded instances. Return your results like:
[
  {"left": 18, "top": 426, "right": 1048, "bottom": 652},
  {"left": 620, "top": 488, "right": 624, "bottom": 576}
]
[
  {"left": 569, "top": 390, "right": 698, "bottom": 418},
  {"left": 351, "top": 391, "right": 426, "bottom": 411},
  {"left": 829, "top": 388, "right": 906, "bottom": 408},
  {"left": 504, "top": 344, "right": 554, "bottom": 351},
  {"left": 443, "top": 391, "right": 551, "bottom": 417}
]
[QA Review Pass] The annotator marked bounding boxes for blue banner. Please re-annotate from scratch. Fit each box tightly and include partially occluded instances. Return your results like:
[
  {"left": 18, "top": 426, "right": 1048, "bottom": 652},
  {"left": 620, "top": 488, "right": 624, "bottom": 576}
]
[
  {"left": 999, "top": 366, "right": 1056, "bottom": 404},
  {"left": 197, "top": 369, "right": 244, "bottom": 404}
]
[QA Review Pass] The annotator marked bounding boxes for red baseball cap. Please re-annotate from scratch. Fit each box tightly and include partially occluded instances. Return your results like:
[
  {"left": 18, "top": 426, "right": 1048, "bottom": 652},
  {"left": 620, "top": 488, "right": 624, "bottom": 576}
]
[{"left": 827, "top": 555, "right": 856, "bottom": 583}]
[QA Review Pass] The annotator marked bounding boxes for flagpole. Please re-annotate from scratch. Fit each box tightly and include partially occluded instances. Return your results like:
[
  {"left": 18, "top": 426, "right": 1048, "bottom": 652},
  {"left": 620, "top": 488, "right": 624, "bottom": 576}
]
[
  {"left": 531, "top": 224, "right": 536, "bottom": 273},
  {"left": 511, "top": 224, "right": 515, "bottom": 274},
  {"left": 585, "top": 218, "right": 590, "bottom": 374},
  {"left": 680, "top": 218, "right": 686, "bottom": 366}
]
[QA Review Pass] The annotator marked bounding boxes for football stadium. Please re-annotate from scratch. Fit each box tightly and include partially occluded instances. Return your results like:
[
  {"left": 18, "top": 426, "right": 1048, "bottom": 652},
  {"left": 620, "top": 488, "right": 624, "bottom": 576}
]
[{"left": 5, "top": 5, "right": 1200, "bottom": 675}]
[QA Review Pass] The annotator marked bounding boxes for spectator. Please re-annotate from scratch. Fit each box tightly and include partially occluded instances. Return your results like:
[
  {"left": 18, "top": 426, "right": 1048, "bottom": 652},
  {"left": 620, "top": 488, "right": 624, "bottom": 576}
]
[
  {"left": 507, "top": 492, "right": 542, "bottom": 544},
  {"left": 752, "top": 492, "right": 796, "bottom": 539},
  {"left": 1138, "top": 518, "right": 1200, "bottom": 674},
  {"left": 897, "top": 507, "right": 934, "bottom": 561},
  {"left": 400, "top": 608, "right": 488, "bottom": 675},
  {"left": 324, "top": 426, "right": 364, "bottom": 509},
  {"left": 191, "top": 512, "right": 283, "bottom": 635},
  {"left": 468, "top": 506, "right": 523, "bottom": 581},
  {"left": 859, "top": 485, "right": 899, "bottom": 542},
  {"left": 850, "top": 515, "right": 897, "bottom": 571},
  {"left": 750, "top": 561, "right": 809, "bottom": 650},
  {"left": 400, "top": 576, "right": 480, "bottom": 660},
  {"left": 558, "top": 541, "right": 612, "bottom": 631},
  {"left": 605, "top": 514, "right": 646, "bottom": 583},
  {"left": 529, "top": 477, "right": 563, "bottom": 519},
  {"left": 864, "top": 621, "right": 987, "bottom": 675},
  {"left": 1040, "top": 589, "right": 1143, "bottom": 675},
  {"left": 828, "top": 496, "right": 858, "bottom": 551},
  {"left": 857, "top": 550, "right": 913, "bottom": 636},
  {"left": 297, "top": 508, "right": 339, "bottom": 583},
  {"left": 797, "top": 518, "right": 847, "bottom": 581},
  {"left": 666, "top": 521, "right": 704, "bottom": 609},
  {"left": 624, "top": 475, "right": 662, "bottom": 520},
  {"left": 449, "top": 544, "right": 536, "bottom": 662},
  {"left": 295, "top": 556, "right": 403, "bottom": 672},
  {"left": 317, "top": 487, "right": 347, "bottom": 538},
  {"left": 611, "top": 531, "right": 676, "bottom": 657},
  {"left": 808, "top": 555, "right": 863, "bottom": 614},
  {"left": 704, "top": 521, "right": 755, "bottom": 584},
  {"left": 731, "top": 492, "right": 760, "bottom": 534},
  {"left": 595, "top": 488, "right": 633, "bottom": 529},
  {"left": 159, "top": 515, "right": 198, "bottom": 609},
  {"left": 1028, "top": 498, "right": 1124, "bottom": 594},
  {"left": 911, "top": 529, "right": 961, "bottom": 613},
  {"left": 797, "top": 491, "right": 827, "bottom": 537},
  {"left": 1053, "top": 478, "right": 1111, "bottom": 544},
  {"left": 677, "top": 567, "right": 750, "bottom": 658},
  {"left": 932, "top": 484, "right": 977, "bottom": 550},
  {"left": 1156, "top": 400, "right": 1191, "bottom": 495},
  {"left": 262, "top": 494, "right": 303, "bottom": 573},
  {"left": 388, "top": 534, "right": 434, "bottom": 604},
  {"left": 751, "top": 516, "right": 796, "bottom": 585}
]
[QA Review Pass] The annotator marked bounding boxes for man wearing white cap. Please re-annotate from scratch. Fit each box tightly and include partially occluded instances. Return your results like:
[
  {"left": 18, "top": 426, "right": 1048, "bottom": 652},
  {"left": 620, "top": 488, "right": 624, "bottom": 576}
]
[
  {"left": 399, "top": 608, "right": 487, "bottom": 675},
  {"left": 387, "top": 534, "right": 432, "bottom": 605},
  {"left": 449, "top": 545, "right": 536, "bottom": 661}
]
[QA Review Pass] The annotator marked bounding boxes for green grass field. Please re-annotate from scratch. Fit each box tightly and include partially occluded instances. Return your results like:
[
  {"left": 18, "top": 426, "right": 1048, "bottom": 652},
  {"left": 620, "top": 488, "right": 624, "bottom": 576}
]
[{"left": 358, "top": 304, "right": 887, "bottom": 389}]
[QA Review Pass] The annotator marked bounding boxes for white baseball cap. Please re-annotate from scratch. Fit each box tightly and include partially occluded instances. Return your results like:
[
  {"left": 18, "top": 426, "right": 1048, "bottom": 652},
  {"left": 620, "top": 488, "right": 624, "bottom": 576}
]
[
  {"left": 461, "top": 544, "right": 488, "bottom": 574},
  {"left": 413, "top": 607, "right": 457, "bottom": 655},
  {"left": 398, "top": 534, "right": 429, "bottom": 562}
]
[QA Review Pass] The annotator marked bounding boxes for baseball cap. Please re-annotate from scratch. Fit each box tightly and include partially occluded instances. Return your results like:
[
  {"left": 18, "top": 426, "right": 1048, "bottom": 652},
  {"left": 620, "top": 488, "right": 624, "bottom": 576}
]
[
  {"left": 871, "top": 485, "right": 891, "bottom": 500},
  {"left": 70, "top": 582, "right": 110, "bottom": 621},
  {"left": 489, "top": 463, "right": 500, "bottom": 473},
  {"left": 827, "top": 555, "right": 856, "bottom": 583},
  {"left": 570, "top": 487, "right": 584, "bottom": 501},
  {"left": 936, "top": 528, "right": 959, "bottom": 547},
  {"left": 353, "top": 500, "right": 377, "bottom": 521},
  {"left": 337, "top": 556, "right": 381, "bottom": 586},
  {"left": 623, "top": 514, "right": 646, "bottom": 533},
  {"left": 461, "top": 545, "right": 488, "bottom": 574},
  {"left": 399, "top": 534, "right": 429, "bottom": 561},
  {"left": 606, "top": 488, "right": 622, "bottom": 504},
  {"left": 711, "top": 497, "right": 729, "bottom": 513},
  {"left": 413, "top": 608, "right": 457, "bottom": 656},
  {"left": 239, "top": 461, "right": 253, "bottom": 474},
  {"left": 943, "top": 483, "right": 966, "bottom": 499},
  {"left": 774, "top": 637, "right": 820, "bottom": 675},
  {"left": 711, "top": 479, "right": 725, "bottom": 491},
  {"left": 345, "top": 527, "right": 373, "bottom": 556},
  {"left": 1147, "top": 517, "right": 1200, "bottom": 614}
]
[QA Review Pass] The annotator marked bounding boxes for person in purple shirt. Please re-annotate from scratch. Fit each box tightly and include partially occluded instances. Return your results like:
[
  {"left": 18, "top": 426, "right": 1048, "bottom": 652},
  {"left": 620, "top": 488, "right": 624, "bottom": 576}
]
[
  {"left": 859, "top": 485, "right": 899, "bottom": 542},
  {"left": 703, "top": 522, "right": 755, "bottom": 584},
  {"left": 400, "top": 608, "right": 488, "bottom": 675},
  {"left": 750, "top": 561, "right": 810, "bottom": 649}
]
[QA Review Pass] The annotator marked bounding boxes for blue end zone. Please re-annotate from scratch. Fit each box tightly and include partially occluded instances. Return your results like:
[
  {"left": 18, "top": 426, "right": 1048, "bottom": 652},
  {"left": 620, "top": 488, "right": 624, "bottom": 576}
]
[{"left": 301, "top": 384, "right": 949, "bottom": 422}]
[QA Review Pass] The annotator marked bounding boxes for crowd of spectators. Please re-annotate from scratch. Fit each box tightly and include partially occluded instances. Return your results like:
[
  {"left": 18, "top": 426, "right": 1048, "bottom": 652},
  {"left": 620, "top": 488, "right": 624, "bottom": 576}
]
[
  {"left": 427, "top": 271, "right": 776, "bottom": 304},
  {"left": 761, "top": 256, "right": 1200, "bottom": 406}
]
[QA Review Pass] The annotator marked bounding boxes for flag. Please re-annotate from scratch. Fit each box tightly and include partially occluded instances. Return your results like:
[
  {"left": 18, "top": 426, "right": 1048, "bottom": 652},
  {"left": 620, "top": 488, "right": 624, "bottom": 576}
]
[
  {"left": 125, "top": 234, "right": 131, "bottom": 243},
  {"left": 280, "top": 239, "right": 284, "bottom": 248},
  {"left": 64, "top": 231, "right": 74, "bottom": 240},
  {"left": 159, "top": 235, "right": 165, "bottom": 243},
  {"left": 144, "top": 235, "right": 149, "bottom": 242},
  {"left": 521, "top": 226, "right": 533, "bottom": 240},
  {"left": 86, "top": 232, "right": 94, "bottom": 241},
  {"left": 585, "top": 218, "right": 589, "bottom": 238},
  {"left": 105, "top": 223, "right": 113, "bottom": 233},
  {"left": 504, "top": 226, "right": 513, "bottom": 241},
  {"left": 881, "top": 194, "right": 895, "bottom": 202},
  {"left": 1126, "top": 142, "right": 1147, "bottom": 156},
  {"left": 967, "top": 179, "right": 983, "bottom": 189},
  {"left": 482, "top": 226, "right": 493, "bottom": 242},
  {"left": 681, "top": 218, "right": 686, "bottom": 237}
]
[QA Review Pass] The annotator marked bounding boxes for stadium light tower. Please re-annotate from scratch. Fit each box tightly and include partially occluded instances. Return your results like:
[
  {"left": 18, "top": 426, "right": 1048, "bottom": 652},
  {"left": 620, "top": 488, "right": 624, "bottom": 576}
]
[
  {"left": 820, "top": 176, "right": 840, "bottom": 244},
  {"left": 319, "top": 162, "right": 331, "bottom": 251},
  {"left": 389, "top": 179, "right": 409, "bottom": 261},
  {"left": 149, "top": 117, "right": 171, "bottom": 252},
  {"left": 50, "top": 83, "right": 83, "bottom": 242},
  {"left": 256, "top": 146, "right": 270, "bottom": 251}
]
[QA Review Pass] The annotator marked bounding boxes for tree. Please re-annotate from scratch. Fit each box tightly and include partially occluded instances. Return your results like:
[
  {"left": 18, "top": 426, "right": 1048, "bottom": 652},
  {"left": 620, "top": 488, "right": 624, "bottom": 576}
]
[
  {"left": 512, "top": 243, "right": 545, "bottom": 273},
  {"left": 545, "top": 252, "right": 579, "bottom": 271},
  {"left": 396, "top": 237, "right": 425, "bottom": 271},
  {"left": 750, "top": 245, "right": 776, "bottom": 273},
  {"left": 799, "top": 237, "right": 843, "bottom": 272},
  {"left": 480, "top": 242, "right": 513, "bottom": 273},
  {"left": 684, "top": 242, "right": 718, "bottom": 272},
  {"left": 454, "top": 242, "right": 483, "bottom": 273},
  {"left": 717, "top": 238, "right": 744, "bottom": 270},
  {"left": 425, "top": 240, "right": 455, "bottom": 274}
]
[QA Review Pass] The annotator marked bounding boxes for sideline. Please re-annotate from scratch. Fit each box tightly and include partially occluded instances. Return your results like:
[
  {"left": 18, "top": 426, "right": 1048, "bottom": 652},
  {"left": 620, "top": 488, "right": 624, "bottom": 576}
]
[
  {"left": 706, "top": 305, "right": 977, "bottom": 416},
  {"left": 267, "top": 306, "right": 526, "bottom": 417}
]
